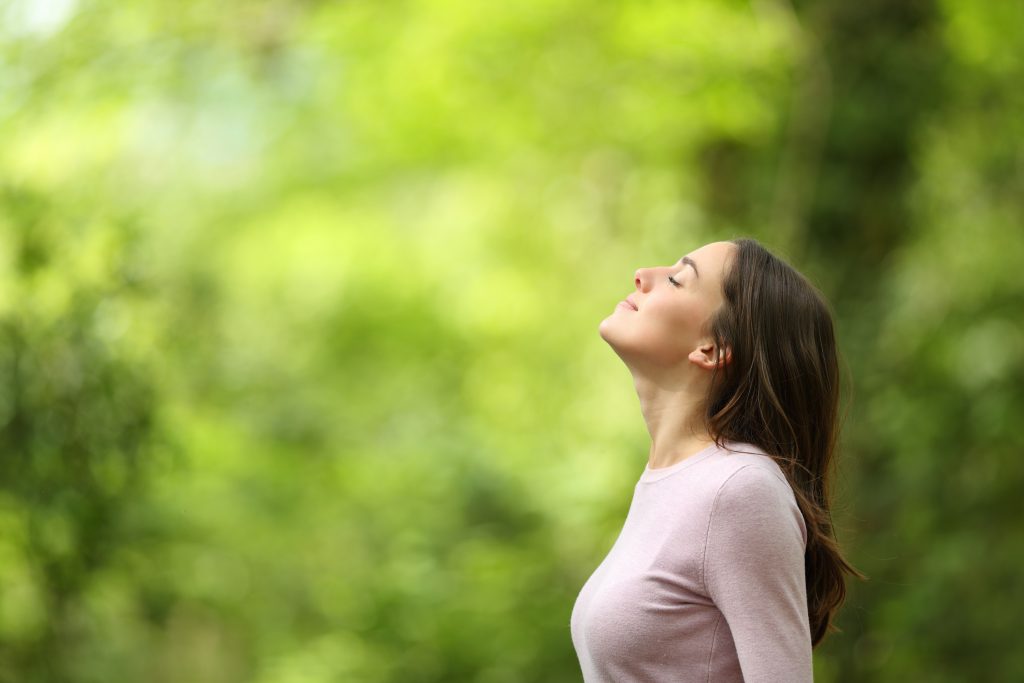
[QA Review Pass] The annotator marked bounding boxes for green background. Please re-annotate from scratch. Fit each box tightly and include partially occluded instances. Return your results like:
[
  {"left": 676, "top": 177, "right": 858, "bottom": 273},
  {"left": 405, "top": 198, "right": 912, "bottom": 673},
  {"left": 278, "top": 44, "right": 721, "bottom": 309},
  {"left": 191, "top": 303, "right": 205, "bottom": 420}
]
[{"left": 1, "top": 0, "right": 1021, "bottom": 680}]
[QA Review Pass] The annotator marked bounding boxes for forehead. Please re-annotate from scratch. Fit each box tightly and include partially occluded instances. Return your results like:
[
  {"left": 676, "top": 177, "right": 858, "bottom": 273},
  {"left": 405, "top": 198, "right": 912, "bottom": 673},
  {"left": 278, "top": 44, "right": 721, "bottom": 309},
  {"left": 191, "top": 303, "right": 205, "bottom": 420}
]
[{"left": 687, "top": 241, "right": 735, "bottom": 281}]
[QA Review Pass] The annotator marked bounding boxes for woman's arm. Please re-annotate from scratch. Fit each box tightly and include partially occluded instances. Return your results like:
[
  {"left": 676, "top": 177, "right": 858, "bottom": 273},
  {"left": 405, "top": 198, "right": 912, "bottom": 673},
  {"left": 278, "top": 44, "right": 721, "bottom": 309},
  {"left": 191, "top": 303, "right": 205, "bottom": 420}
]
[{"left": 703, "top": 465, "right": 814, "bottom": 682}]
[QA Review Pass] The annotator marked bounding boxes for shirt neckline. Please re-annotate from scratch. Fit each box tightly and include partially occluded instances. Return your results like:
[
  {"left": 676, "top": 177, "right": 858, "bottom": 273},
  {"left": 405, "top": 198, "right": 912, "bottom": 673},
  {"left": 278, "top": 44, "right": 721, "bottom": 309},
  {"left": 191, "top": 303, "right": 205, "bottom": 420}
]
[{"left": 638, "top": 441, "right": 721, "bottom": 483}]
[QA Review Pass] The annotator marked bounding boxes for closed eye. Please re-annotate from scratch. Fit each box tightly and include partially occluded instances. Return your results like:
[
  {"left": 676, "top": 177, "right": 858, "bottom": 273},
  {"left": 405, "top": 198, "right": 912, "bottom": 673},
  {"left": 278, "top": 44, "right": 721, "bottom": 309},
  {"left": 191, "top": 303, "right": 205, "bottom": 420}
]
[{"left": 668, "top": 275, "right": 681, "bottom": 287}]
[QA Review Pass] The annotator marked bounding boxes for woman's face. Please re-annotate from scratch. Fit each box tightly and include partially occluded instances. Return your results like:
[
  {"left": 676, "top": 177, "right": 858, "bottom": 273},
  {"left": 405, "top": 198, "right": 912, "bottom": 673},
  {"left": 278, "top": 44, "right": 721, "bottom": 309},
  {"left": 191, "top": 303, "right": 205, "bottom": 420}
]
[{"left": 598, "top": 241, "right": 736, "bottom": 369}]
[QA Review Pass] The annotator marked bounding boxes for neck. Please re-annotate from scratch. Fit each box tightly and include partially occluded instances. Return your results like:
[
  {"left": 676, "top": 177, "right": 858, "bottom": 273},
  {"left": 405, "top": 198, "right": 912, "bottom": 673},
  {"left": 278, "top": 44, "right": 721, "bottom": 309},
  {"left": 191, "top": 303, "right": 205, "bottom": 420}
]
[{"left": 631, "top": 369, "right": 716, "bottom": 469}]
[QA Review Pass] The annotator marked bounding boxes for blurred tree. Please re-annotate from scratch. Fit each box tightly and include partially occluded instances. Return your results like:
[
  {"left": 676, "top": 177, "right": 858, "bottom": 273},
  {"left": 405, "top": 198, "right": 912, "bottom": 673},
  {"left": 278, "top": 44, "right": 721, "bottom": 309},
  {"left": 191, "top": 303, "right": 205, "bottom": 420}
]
[{"left": 0, "top": 212, "right": 163, "bottom": 682}]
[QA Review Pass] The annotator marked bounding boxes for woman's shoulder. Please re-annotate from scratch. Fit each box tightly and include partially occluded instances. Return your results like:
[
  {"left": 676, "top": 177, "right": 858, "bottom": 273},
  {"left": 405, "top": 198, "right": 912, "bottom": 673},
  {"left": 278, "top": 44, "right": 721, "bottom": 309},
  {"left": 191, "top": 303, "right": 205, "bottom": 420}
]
[
  {"left": 703, "top": 441, "right": 807, "bottom": 548},
  {"left": 704, "top": 440, "right": 793, "bottom": 492}
]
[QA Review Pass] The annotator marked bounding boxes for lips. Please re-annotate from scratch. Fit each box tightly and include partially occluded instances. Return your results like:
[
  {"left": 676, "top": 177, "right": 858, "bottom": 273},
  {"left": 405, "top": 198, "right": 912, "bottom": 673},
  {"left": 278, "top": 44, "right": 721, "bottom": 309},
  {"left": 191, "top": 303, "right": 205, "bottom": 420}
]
[{"left": 624, "top": 297, "right": 639, "bottom": 311}]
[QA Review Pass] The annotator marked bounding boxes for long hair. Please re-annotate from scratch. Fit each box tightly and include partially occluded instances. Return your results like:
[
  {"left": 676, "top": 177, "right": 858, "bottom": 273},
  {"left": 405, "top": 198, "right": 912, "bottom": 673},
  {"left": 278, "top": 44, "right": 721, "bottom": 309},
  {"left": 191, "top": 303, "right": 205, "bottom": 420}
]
[{"left": 704, "top": 237, "right": 867, "bottom": 648}]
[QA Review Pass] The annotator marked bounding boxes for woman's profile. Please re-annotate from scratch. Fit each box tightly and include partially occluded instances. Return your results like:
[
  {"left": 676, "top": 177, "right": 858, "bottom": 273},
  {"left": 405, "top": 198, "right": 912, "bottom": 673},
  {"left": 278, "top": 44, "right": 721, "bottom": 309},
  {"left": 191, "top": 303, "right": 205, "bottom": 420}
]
[{"left": 570, "top": 238, "right": 865, "bottom": 682}]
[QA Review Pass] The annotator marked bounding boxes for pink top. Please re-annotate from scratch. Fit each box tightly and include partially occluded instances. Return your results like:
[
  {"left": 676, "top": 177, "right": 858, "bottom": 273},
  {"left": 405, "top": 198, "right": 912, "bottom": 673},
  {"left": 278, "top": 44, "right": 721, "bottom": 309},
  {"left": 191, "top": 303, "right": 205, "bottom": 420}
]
[{"left": 570, "top": 440, "right": 813, "bottom": 682}]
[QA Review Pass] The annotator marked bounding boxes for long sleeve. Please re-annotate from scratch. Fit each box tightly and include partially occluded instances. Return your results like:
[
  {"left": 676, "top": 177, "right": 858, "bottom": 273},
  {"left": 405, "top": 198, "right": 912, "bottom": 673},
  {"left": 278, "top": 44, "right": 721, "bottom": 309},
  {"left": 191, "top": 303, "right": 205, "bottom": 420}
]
[{"left": 703, "top": 465, "right": 813, "bottom": 683}]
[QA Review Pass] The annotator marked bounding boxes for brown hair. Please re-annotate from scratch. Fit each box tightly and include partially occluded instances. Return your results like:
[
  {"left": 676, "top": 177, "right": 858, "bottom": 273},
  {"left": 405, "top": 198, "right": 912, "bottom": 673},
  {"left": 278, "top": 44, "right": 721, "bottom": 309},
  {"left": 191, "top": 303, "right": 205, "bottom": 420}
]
[{"left": 704, "top": 237, "right": 867, "bottom": 648}]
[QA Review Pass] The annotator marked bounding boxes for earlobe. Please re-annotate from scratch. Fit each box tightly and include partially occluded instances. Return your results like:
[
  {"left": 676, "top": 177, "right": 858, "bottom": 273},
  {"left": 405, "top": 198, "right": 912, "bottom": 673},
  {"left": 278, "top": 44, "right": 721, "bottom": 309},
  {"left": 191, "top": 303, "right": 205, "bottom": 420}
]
[
  {"left": 688, "top": 344, "right": 731, "bottom": 370},
  {"left": 688, "top": 343, "right": 724, "bottom": 370}
]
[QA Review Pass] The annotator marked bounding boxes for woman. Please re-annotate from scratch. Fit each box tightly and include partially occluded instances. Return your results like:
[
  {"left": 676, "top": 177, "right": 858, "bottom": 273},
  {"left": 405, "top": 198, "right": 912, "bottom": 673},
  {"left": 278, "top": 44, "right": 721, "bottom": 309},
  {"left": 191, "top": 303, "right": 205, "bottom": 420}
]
[{"left": 570, "top": 238, "right": 865, "bottom": 682}]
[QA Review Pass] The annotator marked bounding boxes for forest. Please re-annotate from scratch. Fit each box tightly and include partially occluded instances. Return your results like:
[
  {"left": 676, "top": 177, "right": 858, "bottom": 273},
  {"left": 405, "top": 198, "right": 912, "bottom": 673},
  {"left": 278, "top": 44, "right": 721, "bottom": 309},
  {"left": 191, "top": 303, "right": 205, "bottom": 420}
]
[{"left": 1, "top": 0, "right": 1022, "bottom": 681}]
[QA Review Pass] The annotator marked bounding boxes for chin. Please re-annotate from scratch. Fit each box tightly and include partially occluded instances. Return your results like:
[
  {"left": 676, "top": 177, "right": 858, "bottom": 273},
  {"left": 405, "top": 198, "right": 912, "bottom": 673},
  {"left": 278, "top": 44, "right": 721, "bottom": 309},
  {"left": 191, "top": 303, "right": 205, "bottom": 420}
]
[
  {"left": 598, "top": 318, "right": 630, "bottom": 355},
  {"left": 598, "top": 316, "right": 617, "bottom": 344}
]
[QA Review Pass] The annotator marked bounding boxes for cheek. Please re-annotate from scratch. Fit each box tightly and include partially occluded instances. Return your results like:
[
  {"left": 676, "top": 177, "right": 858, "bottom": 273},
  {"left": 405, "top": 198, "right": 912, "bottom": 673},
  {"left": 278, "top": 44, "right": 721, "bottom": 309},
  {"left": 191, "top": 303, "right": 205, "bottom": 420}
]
[
  {"left": 648, "top": 298, "right": 706, "bottom": 332},
  {"left": 601, "top": 300, "right": 703, "bottom": 367},
  {"left": 659, "top": 300, "right": 715, "bottom": 351},
  {"left": 639, "top": 302, "right": 702, "bottom": 352}
]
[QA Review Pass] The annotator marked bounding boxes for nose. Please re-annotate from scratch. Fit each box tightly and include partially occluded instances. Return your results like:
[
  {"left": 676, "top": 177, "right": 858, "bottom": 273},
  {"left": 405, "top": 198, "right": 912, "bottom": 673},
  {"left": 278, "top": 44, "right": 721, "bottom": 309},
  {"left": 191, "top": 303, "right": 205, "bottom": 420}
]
[{"left": 635, "top": 268, "right": 651, "bottom": 292}]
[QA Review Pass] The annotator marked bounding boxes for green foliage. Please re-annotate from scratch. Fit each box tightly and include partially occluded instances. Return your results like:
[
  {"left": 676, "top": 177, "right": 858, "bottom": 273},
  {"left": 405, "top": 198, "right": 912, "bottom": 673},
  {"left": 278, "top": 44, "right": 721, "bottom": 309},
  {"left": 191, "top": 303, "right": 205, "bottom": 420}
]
[{"left": 0, "top": 0, "right": 1021, "bottom": 681}]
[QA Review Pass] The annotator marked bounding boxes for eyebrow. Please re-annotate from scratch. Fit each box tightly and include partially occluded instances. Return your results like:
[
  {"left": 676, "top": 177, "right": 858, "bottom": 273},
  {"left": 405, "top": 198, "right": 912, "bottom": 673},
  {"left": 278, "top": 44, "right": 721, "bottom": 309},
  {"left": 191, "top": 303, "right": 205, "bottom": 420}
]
[{"left": 679, "top": 256, "right": 700, "bottom": 279}]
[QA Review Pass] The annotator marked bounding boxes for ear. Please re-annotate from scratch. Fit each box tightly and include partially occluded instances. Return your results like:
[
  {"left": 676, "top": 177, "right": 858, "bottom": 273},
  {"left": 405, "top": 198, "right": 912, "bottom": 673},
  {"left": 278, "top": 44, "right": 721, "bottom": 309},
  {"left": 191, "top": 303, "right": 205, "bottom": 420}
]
[{"left": 688, "top": 342, "right": 731, "bottom": 371}]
